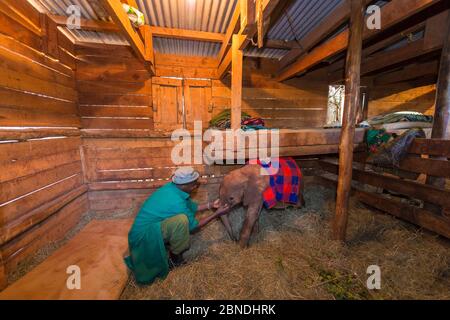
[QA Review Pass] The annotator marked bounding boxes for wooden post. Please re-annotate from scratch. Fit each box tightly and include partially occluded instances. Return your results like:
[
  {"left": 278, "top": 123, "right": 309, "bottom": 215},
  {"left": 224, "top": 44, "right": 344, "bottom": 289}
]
[
  {"left": 140, "top": 25, "right": 154, "bottom": 65},
  {"left": 333, "top": 0, "right": 365, "bottom": 241},
  {"left": 231, "top": 34, "right": 245, "bottom": 130},
  {"left": 431, "top": 16, "right": 450, "bottom": 145},
  {"left": 424, "top": 15, "right": 450, "bottom": 213}
]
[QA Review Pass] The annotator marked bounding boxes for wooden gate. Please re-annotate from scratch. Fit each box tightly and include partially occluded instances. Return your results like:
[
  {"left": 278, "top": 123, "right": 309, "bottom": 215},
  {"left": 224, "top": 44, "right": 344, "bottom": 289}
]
[{"left": 152, "top": 77, "right": 212, "bottom": 132}]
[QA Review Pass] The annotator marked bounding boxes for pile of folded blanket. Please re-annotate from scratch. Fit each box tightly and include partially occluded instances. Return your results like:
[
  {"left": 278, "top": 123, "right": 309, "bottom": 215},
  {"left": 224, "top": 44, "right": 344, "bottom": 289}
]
[
  {"left": 366, "top": 111, "right": 433, "bottom": 130},
  {"left": 242, "top": 118, "right": 266, "bottom": 131},
  {"left": 209, "top": 109, "right": 266, "bottom": 130},
  {"left": 367, "top": 128, "right": 426, "bottom": 167}
]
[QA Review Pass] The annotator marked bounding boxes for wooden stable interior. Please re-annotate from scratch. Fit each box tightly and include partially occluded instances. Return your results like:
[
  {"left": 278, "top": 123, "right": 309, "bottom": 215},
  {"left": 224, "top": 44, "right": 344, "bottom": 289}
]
[{"left": 0, "top": 0, "right": 449, "bottom": 299}]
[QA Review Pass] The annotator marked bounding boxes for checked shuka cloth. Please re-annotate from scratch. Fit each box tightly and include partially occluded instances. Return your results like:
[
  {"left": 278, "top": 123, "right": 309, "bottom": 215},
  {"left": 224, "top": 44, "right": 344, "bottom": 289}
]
[{"left": 249, "top": 157, "right": 303, "bottom": 209}]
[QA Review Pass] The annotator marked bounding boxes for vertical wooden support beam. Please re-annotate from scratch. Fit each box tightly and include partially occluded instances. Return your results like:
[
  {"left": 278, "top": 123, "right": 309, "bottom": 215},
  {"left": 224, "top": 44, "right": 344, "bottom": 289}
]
[
  {"left": 425, "top": 15, "right": 450, "bottom": 211},
  {"left": 42, "top": 14, "right": 59, "bottom": 59},
  {"left": 431, "top": 15, "right": 450, "bottom": 142},
  {"left": 241, "top": 0, "right": 256, "bottom": 33},
  {"left": 140, "top": 25, "right": 154, "bottom": 65},
  {"left": 333, "top": 0, "right": 365, "bottom": 241},
  {"left": 231, "top": 34, "right": 245, "bottom": 130}
]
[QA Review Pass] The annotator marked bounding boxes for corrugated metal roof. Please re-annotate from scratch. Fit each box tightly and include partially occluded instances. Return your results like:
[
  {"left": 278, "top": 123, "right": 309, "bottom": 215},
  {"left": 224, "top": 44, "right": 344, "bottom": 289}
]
[
  {"left": 31, "top": 0, "right": 111, "bottom": 21},
  {"left": 138, "top": 0, "right": 237, "bottom": 33},
  {"left": 138, "top": 0, "right": 236, "bottom": 57},
  {"left": 30, "top": 0, "right": 236, "bottom": 57},
  {"left": 28, "top": 0, "right": 355, "bottom": 60},
  {"left": 268, "top": 0, "right": 344, "bottom": 41},
  {"left": 244, "top": 47, "right": 289, "bottom": 61},
  {"left": 154, "top": 37, "right": 220, "bottom": 56},
  {"left": 67, "top": 29, "right": 129, "bottom": 45}
]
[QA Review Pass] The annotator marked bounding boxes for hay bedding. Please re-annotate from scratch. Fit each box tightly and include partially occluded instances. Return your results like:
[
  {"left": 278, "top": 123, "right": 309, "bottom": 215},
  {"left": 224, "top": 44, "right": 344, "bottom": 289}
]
[
  {"left": 7, "top": 186, "right": 449, "bottom": 299},
  {"left": 121, "top": 186, "right": 450, "bottom": 300}
]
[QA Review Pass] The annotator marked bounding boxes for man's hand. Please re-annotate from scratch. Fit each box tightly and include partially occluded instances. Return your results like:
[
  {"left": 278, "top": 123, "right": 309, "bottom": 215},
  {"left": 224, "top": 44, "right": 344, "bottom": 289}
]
[
  {"left": 212, "top": 199, "right": 221, "bottom": 209},
  {"left": 214, "top": 203, "right": 230, "bottom": 217},
  {"left": 196, "top": 203, "right": 231, "bottom": 230}
]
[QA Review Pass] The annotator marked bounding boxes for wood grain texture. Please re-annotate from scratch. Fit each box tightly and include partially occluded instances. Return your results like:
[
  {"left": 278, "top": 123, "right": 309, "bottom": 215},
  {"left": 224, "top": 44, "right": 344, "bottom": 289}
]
[
  {"left": 0, "top": 219, "right": 132, "bottom": 300},
  {"left": 1, "top": 193, "right": 88, "bottom": 278},
  {"left": 333, "top": 0, "right": 364, "bottom": 241}
]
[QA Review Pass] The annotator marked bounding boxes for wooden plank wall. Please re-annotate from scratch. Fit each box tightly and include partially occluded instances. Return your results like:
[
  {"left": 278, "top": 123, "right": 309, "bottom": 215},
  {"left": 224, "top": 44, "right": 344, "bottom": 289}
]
[
  {"left": 0, "top": 1, "right": 87, "bottom": 289},
  {"left": 154, "top": 53, "right": 218, "bottom": 79},
  {"left": 367, "top": 83, "right": 436, "bottom": 118},
  {"left": 76, "top": 48, "right": 335, "bottom": 217},
  {"left": 212, "top": 59, "right": 329, "bottom": 128},
  {"left": 76, "top": 43, "right": 153, "bottom": 134},
  {"left": 75, "top": 44, "right": 226, "bottom": 215},
  {"left": 83, "top": 137, "right": 238, "bottom": 215}
]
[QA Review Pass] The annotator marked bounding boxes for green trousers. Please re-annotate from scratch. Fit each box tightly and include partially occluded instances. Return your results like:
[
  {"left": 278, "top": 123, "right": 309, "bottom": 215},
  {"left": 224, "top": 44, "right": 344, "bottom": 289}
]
[{"left": 161, "top": 214, "right": 190, "bottom": 255}]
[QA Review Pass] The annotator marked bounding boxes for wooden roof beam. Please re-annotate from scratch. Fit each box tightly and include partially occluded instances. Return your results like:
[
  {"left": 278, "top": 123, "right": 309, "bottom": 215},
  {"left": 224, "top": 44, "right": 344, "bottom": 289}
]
[
  {"left": 217, "top": 35, "right": 246, "bottom": 79},
  {"left": 120, "top": 0, "right": 138, "bottom": 8},
  {"left": 216, "top": 1, "right": 241, "bottom": 65},
  {"left": 276, "top": 0, "right": 442, "bottom": 82},
  {"left": 373, "top": 60, "right": 439, "bottom": 86},
  {"left": 239, "top": 0, "right": 281, "bottom": 51},
  {"left": 149, "top": 26, "right": 225, "bottom": 42},
  {"left": 100, "top": 0, "right": 152, "bottom": 68},
  {"left": 48, "top": 14, "right": 120, "bottom": 32},
  {"left": 328, "top": 11, "right": 447, "bottom": 83},
  {"left": 278, "top": 0, "right": 358, "bottom": 70},
  {"left": 216, "top": 0, "right": 283, "bottom": 78}
]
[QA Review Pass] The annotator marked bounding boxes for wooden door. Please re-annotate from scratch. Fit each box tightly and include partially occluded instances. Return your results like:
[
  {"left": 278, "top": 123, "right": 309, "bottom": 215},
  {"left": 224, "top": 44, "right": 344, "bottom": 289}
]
[
  {"left": 184, "top": 79, "right": 212, "bottom": 130},
  {"left": 152, "top": 77, "right": 183, "bottom": 131},
  {"left": 152, "top": 78, "right": 212, "bottom": 131}
]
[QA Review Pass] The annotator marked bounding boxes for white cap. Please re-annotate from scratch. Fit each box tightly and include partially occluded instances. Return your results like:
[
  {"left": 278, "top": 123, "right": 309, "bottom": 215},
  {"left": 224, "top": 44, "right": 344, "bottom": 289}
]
[{"left": 172, "top": 167, "right": 200, "bottom": 185}]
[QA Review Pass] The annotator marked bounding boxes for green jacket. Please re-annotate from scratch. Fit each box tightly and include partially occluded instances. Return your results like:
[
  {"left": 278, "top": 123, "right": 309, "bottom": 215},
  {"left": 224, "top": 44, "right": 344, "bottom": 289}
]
[{"left": 124, "top": 182, "right": 199, "bottom": 284}]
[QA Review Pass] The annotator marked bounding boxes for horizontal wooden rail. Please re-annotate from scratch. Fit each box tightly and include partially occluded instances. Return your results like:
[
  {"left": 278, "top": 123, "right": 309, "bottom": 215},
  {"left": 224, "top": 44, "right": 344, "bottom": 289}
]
[
  {"left": 319, "top": 159, "right": 450, "bottom": 208},
  {"left": 314, "top": 174, "right": 450, "bottom": 239},
  {"left": 408, "top": 138, "right": 450, "bottom": 158},
  {"left": 396, "top": 155, "right": 450, "bottom": 178},
  {"left": 0, "top": 184, "right": 88, "bottom": 246},
  {"left": 357, "top": 190, "right": 450, "bottom": 239}
]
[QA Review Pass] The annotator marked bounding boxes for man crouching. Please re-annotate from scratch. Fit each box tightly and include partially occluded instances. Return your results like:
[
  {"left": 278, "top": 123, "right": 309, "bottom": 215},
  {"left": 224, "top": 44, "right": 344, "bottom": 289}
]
[{"left": 124, "top": 167, "right": 230, "bottom": 285}]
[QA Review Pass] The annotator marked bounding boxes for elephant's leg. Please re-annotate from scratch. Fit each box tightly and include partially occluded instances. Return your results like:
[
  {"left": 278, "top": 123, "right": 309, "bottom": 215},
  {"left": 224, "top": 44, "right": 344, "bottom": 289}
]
[
  {"left": 239, "top": 202, "right": 263, "bottom": 248},
  {"left": 252, "top": 219, "right": 260, "bottom": 237},
  {"left": 220, "top": 215, "right": 236, "bottom": 241}
]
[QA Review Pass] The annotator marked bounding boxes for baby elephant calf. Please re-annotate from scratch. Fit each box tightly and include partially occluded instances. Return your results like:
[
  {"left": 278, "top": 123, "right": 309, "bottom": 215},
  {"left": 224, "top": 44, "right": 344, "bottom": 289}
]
[{"left": 216, "top": 160, "right": 305, "bottom": 248}]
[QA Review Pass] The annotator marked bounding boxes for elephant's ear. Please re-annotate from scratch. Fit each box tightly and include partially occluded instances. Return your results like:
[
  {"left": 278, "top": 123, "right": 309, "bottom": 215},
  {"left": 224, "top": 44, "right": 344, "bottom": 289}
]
[{"left": 243, "top": 170, "right": 265, "bottom": 207}]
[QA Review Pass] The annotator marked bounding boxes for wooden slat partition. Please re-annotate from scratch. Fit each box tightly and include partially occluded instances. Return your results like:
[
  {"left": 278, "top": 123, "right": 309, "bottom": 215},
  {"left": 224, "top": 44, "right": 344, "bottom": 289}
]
[
  {"left": 314, "top": 174, "right": 450, "bottom": 239},
  {"left": 75, "top": 43, "right": 153, "bottom": 135},
  {"left": 318, "top": 137, "right": 450, "bottom": 238},
  {"left": 83, "top": 137, "right": 230, "bottom": 215},
  {"left": 211, "top": 62, "right": 330, "bottom": 129},
  {"left": 154, "top": 53, "right": 218, "bottom": 79},
  {"left": 0, "top": 33, "right": 78, "bottom": 128},
  {"left": 357, "top": 190, "right": 450, "bottom": 239},
  {"left": 0, "top": 2, "right": 87, "bottom": 289},
  {"left": 0, "top": 137, "right": 85, "bottom": 243},
  {"left": 320, "top": 159, "right": 450, "bottom": 208},
  {"left": 409, "top": 138, "right": 450, "bottom": 157}
]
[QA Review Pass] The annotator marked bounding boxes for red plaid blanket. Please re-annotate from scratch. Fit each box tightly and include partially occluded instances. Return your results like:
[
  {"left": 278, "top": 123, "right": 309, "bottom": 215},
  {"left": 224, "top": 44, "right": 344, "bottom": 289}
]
[{"left": 249, "top": 157, "right": 303, "bottom": 209}]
